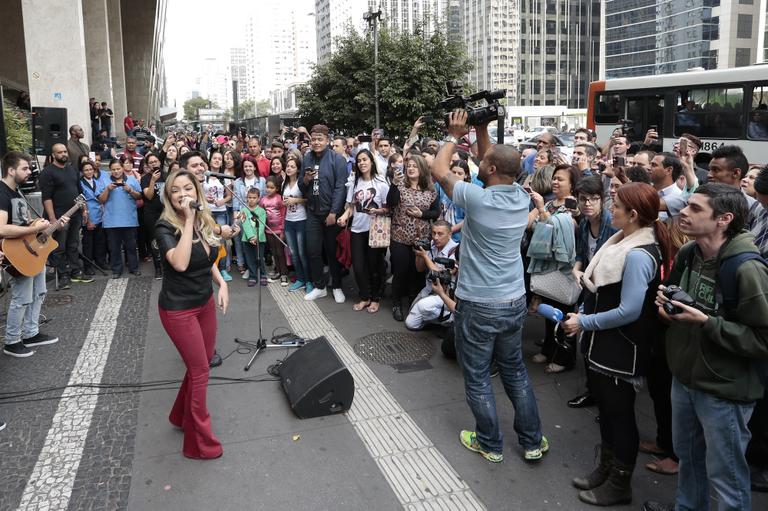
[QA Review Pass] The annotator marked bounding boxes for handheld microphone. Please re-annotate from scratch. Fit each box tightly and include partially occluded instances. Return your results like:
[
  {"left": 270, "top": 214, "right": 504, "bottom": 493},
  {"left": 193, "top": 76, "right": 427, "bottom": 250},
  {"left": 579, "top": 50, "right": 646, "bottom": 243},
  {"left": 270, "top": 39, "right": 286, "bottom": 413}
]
[
  {"left": 188, "top": 200, "right": 204, "bottom": 211},
  {"left": 204, "top": 170, "right": 237, "bottom": 180},
  {"left": 537, "top": 303, "right": 564, "bottom": 323}
]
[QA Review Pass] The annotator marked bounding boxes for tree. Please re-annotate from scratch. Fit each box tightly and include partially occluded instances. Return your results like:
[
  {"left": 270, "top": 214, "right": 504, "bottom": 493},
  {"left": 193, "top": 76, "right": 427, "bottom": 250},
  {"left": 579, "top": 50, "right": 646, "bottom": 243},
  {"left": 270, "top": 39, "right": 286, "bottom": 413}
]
[
  {"left": 297, "top": 25, "right": 472, "bottom": 138},
  {"left": 183, "top": 97, "right": 218, "bottom": 121},
  {"left": 255, "top": 99, "right": 272, "bottom": 116},
  {"left": 239, "top": 99, "right": 256, "bottom": 118}
]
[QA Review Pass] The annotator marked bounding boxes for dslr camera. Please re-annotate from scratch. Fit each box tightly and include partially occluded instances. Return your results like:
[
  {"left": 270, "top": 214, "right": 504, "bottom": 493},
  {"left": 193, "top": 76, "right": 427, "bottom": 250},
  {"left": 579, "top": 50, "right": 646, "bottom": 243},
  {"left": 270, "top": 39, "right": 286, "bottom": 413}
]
[
  {"left": 439, "top": 81, "right": 506, "bottom": 126},
  {"left": 662, "top": 285, "right": 696, "bottom": 315},
  {"left": 414, "top": 238, "right": 432, "bottom": 252},
  {"left": 427, "top": 269, "right": 452, "bottom": 287}
]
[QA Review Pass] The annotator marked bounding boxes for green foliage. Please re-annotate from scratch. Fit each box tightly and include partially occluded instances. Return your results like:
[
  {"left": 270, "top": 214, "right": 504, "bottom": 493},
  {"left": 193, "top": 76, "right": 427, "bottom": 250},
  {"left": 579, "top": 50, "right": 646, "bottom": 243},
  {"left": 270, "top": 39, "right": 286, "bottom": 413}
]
[
  {"left": 255, "top": 99, "right": 272, "bottom": 116},
  {"left": 297, "top": 25, "right": 471, "bottom": 139},
  {"left": 3, "top": 99, "right": 32, "bottom": 152},
  {"left": 183, "top": 97, "right": 218, "bottom": 121}
]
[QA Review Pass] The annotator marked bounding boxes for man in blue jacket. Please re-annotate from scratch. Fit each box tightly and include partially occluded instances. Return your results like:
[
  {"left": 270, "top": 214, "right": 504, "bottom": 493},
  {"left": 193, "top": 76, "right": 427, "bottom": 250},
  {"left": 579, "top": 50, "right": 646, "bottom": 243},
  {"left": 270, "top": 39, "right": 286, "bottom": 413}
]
[{"left": 298, "top": 124, "right": 348, "bottom": 303}]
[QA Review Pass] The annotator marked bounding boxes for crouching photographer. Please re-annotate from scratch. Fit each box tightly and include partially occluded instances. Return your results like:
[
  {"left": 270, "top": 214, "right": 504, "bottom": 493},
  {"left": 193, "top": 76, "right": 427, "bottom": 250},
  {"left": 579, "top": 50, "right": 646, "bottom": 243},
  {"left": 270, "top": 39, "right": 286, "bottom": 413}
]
[
  {"left": 405, "top": 220, "right": 458, "bottom": 330},
  {"left": 644, "top": 183, "right": 768, "bottom": 511}
]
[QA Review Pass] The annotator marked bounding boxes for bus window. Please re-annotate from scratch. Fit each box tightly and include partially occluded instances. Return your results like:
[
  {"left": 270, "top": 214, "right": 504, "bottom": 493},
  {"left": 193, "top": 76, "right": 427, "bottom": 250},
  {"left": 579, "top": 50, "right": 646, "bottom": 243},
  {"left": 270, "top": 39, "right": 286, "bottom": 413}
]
[
  {"left": 748, "top": 85, "right": 768, "bottom": 140},
  {"left": 674, "top": 87, "right": 744, "bottom": 139},
  {"left": 595, "top": 94, "right": 621, "bottom": 124}
]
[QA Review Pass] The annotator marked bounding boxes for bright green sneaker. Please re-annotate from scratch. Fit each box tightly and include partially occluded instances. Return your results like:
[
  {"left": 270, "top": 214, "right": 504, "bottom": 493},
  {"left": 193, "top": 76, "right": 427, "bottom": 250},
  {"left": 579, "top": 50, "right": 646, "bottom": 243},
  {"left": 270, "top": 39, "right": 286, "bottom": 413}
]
[
  {"left": 459, "top": 430, "right": 503, "bottom": 463},
  {"left": 524, "top": 435, "right": 549, "bottom": 461}
]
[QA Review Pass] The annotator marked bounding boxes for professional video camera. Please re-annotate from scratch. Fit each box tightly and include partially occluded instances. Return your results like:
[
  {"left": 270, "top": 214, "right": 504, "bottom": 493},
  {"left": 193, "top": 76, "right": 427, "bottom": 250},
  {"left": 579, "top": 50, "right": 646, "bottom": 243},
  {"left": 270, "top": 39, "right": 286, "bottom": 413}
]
[
  {"left": 439, "top": 80, "right": 506, "bottom": 126},
  {"left": 414, "top": 238, "right": 432, "bottom": 252},
  {"left": 427, "top": 269, "right": 453, "bottom": 287},
  {"left": 433, "top": 256, "right": 456, "bottom": 270}
]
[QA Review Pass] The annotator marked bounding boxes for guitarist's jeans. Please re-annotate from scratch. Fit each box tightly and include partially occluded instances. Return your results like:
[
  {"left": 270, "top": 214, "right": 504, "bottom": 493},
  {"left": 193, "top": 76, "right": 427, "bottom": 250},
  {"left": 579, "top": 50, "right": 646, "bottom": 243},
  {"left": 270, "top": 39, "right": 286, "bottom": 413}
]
[
  {"left": 5, "top": 271, "right": 46, "bottom": 345},
  {"left": 51, "top": 213, "right": 83, "bottom": 277}
]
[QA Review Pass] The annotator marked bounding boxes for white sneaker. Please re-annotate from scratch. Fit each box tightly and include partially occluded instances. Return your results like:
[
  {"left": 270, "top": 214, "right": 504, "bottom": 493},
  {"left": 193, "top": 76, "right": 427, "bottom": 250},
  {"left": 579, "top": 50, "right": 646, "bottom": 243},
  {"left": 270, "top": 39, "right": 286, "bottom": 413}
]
[
  {"left": 241, "top": 270, "right": 249, "bottom": 279},
  {"left": 332, "top": 288, "right": 346, "bottom": 303},
  {"left": 304, "top": 287, "right": 328, "bottom": 301}
]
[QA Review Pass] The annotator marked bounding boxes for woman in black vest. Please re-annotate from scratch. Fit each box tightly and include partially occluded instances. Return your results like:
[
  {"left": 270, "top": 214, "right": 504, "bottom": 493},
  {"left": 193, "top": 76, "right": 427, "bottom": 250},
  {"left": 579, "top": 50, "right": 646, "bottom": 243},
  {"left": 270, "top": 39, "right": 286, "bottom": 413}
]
[{"left": 562, "top": 182, "right": 672, "bottom": 506}]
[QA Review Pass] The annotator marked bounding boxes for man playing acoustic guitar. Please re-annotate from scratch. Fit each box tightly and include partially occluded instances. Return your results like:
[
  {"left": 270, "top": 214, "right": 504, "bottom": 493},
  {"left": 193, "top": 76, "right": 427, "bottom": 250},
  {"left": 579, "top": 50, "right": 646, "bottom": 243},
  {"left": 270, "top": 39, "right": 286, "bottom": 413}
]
[{"left": 0, "top": 152, "right": 64, "bottom": 358}]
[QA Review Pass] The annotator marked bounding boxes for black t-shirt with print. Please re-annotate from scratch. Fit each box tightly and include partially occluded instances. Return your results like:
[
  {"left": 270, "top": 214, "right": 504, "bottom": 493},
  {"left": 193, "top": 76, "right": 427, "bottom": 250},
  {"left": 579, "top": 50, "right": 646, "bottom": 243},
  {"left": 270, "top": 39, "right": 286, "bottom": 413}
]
[
  {"left": 140, "top": 172, "right": 166, "bottom": 220},
  {"left": 0, "top": 181, "right": 32, "bottom": 227},
  {"left": 155, "top": 219, "right": 219, "bottom": 310}
]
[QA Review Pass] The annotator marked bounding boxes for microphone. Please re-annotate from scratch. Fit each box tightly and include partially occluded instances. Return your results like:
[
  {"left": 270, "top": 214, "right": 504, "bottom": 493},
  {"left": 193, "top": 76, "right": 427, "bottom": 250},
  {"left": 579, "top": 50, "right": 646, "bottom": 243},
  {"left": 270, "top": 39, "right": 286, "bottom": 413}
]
[
  {"left": 188, "top": 200, "right": 203, "bottom": 211},
  {"left": 204, "top": 170, "right": 237, "bottom": 180}
]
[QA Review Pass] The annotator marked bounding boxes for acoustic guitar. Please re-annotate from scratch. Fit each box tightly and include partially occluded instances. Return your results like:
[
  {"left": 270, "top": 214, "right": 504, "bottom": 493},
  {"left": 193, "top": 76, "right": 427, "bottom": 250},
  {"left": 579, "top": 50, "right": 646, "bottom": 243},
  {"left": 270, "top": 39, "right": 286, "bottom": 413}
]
[{"left": 2, "top": 195, "right": 87, "bottom": 277}]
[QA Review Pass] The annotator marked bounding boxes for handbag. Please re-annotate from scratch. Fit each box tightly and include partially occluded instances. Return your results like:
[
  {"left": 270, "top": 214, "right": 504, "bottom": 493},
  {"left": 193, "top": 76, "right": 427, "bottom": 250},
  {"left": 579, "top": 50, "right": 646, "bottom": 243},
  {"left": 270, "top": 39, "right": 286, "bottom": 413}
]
[
  {"left": 530, "top": 269, "right": 581, "bottom": 305},
  {"left": 368, "top": 215, "right": 391, "bottom": 248}
]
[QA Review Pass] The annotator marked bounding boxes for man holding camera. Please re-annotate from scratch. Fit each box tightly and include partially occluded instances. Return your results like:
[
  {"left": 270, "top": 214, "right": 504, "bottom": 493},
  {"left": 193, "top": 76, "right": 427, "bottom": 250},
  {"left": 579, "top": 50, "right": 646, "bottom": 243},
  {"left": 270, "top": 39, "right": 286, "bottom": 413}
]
[
  {"left": 647, "top": 183, "right": 768, "bottom": 511},
  {"left": 431, "top": 110, "right": 547, "bottom": 464},
  {"left": 405, "top": 220, "right": 458, "bottom": 330}
]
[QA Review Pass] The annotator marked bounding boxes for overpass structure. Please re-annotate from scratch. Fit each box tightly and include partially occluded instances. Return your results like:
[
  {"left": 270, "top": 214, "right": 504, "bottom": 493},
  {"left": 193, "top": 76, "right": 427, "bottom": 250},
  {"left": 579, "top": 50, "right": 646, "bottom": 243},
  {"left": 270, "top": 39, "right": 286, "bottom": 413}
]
[{"left": 0, "top": 0, "right": 168, "bottom": 145}]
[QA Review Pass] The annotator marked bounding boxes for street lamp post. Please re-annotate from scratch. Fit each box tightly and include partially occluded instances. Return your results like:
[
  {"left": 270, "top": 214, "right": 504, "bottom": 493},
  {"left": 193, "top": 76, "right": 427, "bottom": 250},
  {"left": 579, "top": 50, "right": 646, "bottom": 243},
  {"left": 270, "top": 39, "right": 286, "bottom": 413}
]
[{"left": 364, "top": 9, "right": 382, "bottom": 129}]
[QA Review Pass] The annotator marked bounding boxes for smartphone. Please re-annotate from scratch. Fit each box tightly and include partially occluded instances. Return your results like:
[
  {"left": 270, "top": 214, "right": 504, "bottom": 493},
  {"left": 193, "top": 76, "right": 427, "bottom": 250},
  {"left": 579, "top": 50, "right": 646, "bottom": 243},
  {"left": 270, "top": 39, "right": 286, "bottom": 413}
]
[
  {"left": 523, "top": 185, "right": 532, "bottom": 193},
  {"left": 372, "top": 128, "right": 384, "bottom": 138},
  {"left": 88, "top": 151, "right": 96, "bottom": 161},
  {"left": 649, "top": 124, "right": 658, "bottom": 131},
  {"left": 564, "top": 198, "right": 578, "bottom": 210},
  {"left": 422, "top": 115, "right": 434, "bottom": 124},
  {"left": 679, "top": 137, "right": 688, "bottom": 155},
  {"left": 613, "top": 156, "right": 625, "bottom": 167}
]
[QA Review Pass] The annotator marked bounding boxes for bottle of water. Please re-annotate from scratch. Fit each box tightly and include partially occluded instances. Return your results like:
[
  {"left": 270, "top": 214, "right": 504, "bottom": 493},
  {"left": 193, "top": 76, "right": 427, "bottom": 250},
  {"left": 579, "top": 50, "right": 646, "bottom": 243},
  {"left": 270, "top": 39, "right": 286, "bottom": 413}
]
[{"left": 537, "top": 303, "right": 564, "bottom": 323}]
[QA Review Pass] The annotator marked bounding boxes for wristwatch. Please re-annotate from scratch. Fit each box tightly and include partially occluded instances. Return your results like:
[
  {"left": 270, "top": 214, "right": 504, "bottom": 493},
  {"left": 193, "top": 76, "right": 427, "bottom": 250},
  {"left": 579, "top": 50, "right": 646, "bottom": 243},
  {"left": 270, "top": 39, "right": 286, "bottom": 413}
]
[{"left": 444, "top": 135, "right": 459, "bottom": 145}]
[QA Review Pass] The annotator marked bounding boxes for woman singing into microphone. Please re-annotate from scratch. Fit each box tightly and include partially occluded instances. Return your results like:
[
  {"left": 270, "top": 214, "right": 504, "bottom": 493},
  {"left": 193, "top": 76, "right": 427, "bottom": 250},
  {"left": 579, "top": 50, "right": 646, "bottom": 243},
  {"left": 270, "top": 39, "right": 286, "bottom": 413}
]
[{"left": 155, "top": 169, "right": 228, "bottom": 459}]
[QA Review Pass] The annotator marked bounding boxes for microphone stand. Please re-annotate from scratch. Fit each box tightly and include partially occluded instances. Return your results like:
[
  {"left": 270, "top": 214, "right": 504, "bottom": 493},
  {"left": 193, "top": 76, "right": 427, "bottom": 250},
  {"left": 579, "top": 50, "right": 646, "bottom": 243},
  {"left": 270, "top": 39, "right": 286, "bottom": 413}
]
[{"left": 218, "top": 178, "right": 298, "bottom": 371}]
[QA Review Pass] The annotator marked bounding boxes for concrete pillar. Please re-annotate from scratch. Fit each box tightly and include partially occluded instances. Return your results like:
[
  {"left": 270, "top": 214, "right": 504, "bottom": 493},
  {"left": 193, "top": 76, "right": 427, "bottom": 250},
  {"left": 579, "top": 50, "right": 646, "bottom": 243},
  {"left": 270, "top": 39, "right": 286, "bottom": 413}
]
[
  {"left": 21, "top": 0, "right": 91, "bottom": 145},
  {"left": 0, "top": 0, "right": 29, "bottom": 91},
  {"left": 83, "top": 0, "right": 114, "bottom": 118},
  {"left": 108, "top": 0, "right": 128, "bottom": 137}
]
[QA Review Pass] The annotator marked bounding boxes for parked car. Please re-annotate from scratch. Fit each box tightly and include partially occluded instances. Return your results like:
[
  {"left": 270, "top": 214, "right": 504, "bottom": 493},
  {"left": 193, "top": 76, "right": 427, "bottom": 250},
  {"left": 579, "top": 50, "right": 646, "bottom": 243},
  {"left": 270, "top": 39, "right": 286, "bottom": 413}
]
[{"left": 523, "top": 126, "right": 559, "bottom": 139}]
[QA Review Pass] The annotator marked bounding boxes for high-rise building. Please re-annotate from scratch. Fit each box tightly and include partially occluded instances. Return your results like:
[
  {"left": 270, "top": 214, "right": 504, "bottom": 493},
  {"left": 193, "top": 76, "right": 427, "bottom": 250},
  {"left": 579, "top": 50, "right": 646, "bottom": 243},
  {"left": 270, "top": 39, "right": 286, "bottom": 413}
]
[
  {"left": 517, "top": 0, "right": 600, "bottom": 108},
  {"left": 760, "top": 0, "right": 768, "bottom": 63},
  {"left": 368, "top": 0, "right": 446, "bottom": 35},
  {"left": 199, "top": 57, "right": 230, "bottom": 110},
  {"left": 246, "top": 1, "right": 317, "bottom": 102},
  {"left": 601, "top": 0, "right": 764, "bottom": 79},
  {"left": 229, "top": 47, "right": 248, "bottom": 112},
  {"left": 315, "top": 0, "right": 370, "bottom": 64},
  {"left": 463, "top": 0, "right": 519, "bottom": 104}
]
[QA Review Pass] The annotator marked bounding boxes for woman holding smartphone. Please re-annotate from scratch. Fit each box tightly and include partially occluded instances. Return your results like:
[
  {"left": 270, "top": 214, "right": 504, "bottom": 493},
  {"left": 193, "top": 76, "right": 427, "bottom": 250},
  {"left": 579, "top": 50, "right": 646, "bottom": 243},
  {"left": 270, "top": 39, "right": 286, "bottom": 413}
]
[{"left": 155, "top": 169, "right": 228, "bottom": 459}]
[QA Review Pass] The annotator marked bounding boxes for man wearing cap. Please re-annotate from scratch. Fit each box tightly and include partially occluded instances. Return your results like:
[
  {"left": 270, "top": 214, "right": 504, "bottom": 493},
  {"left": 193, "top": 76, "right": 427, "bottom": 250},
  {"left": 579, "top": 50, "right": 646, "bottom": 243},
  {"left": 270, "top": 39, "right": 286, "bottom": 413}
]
[{"left": 298, "top": 124, "right": 349, "bottom": 303}]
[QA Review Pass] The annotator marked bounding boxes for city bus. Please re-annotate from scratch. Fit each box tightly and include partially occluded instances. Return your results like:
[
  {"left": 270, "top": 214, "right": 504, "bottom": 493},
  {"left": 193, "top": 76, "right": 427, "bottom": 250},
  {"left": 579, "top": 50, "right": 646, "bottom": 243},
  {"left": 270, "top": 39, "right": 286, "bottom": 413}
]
[{"left": 586, "top": 65, "right": 768, "bottom": 163}]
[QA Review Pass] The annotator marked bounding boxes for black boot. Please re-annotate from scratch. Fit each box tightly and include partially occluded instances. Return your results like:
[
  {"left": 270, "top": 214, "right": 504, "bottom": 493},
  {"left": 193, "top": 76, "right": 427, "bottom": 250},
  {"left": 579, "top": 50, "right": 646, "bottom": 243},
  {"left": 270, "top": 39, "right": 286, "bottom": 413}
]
[
  {"left": 573, "top": 444, "right": 612, "bottom": 490},
  {"left": 154, "top": 263, "right": 162, "bottom": 280},
  {"left": 578, "top": 458, "right": 633, "bottom": 506},
  {"left": 392, "top": 303, "right": 404, "bottom": 321}
]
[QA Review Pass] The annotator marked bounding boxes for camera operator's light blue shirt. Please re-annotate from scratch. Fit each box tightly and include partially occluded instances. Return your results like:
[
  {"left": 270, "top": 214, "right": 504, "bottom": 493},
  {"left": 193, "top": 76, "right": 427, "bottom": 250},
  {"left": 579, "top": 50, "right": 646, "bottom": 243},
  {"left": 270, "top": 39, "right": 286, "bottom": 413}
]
[{"left": 452, "top": 180, "right": 528, "bottom": 302}]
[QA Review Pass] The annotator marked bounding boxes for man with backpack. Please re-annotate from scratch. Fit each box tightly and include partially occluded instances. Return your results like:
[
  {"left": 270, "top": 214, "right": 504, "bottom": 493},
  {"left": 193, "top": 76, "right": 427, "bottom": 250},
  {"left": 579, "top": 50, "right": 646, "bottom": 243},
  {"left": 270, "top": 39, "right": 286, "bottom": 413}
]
[{"left": 644, "top": 183, "right": 768, "bottom": 511}]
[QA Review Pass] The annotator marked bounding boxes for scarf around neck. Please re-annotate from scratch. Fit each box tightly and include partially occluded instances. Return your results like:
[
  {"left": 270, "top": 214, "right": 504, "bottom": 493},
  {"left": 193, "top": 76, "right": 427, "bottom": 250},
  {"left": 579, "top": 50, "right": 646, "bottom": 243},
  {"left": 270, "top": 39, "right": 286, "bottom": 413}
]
[{"left": 582, "top": 226, "right": 656, "bottom": 293}]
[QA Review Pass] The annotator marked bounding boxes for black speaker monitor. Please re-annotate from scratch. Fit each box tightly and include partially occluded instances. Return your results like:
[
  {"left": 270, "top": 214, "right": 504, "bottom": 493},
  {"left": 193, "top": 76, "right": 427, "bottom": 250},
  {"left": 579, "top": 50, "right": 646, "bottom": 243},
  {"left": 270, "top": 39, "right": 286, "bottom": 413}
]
[
  {"left": 32, "top": 107, "right": 67, "bottom": 156},
  {"left": 279, "top": 337, "right": 354, "bottom": 419}
]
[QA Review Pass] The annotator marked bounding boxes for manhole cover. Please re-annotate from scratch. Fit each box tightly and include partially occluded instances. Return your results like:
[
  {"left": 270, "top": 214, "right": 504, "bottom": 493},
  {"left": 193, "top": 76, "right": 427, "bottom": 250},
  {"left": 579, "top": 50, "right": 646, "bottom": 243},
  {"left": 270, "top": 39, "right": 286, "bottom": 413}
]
[
  {"left": 46, "top": 294, "right": 73, "bottom": 306},
  {"left": 354, "top": 331, "right": 435, "bottom": 367}
]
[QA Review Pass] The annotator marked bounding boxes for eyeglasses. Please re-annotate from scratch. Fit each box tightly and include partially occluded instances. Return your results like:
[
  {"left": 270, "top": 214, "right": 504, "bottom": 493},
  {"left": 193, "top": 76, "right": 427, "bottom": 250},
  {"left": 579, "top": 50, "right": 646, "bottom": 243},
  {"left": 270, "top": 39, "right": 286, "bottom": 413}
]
[{"left": 579, "top": 196, "right": 602, "bottom": 204}]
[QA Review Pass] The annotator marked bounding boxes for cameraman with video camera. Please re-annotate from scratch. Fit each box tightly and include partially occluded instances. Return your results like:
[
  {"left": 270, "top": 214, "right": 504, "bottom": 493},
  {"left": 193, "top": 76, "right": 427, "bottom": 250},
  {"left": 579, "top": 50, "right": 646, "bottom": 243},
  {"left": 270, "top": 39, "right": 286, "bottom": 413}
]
[
  {"left": 645, "top": 183, "right": 768, "bottom": 511},
  {"left": 432, "top": 107, "right": 547, "bottom": 464},
  {"left": 405, "top": 220, "right": 458, "bottom": 330}
]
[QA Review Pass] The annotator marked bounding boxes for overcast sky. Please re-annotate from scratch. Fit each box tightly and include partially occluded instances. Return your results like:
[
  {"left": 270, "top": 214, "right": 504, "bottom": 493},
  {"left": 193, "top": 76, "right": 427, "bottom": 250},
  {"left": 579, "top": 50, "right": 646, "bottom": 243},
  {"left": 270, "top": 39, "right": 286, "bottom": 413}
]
[{"left": 164, "top": 0, "right": 248, "bottom": 109}]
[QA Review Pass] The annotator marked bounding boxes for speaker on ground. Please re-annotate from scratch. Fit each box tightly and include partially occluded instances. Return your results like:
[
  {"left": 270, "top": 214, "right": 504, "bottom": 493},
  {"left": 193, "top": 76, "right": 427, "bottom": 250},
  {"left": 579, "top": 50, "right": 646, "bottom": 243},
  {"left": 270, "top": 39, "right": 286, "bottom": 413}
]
[{"left": 279, "top": 336, "right": 354, "bottom": 419}]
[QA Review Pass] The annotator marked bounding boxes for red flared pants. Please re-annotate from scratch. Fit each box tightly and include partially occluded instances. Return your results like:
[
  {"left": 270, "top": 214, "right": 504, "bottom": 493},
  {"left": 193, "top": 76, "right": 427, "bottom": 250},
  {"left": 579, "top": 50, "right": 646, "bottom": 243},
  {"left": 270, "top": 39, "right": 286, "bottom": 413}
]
[{"left": 159, "top": 296, "right": 223, "bottom": 459}]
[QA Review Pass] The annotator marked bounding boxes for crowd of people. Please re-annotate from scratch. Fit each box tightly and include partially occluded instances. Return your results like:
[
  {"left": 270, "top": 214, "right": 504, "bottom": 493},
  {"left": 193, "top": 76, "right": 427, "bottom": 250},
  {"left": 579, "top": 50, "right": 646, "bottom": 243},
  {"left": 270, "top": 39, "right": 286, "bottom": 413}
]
[{"left": 1, "top": 107, "right": 767, "bottom": 510}]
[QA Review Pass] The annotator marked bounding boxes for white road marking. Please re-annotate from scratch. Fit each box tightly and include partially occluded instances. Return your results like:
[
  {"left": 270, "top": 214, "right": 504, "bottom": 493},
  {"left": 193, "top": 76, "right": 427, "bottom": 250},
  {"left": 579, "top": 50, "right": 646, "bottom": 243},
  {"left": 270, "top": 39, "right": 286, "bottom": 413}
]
[
  {"left": 269, "top": 285, "right": 486, "bottom": 510},
  {"left": 17, "top": 279, "right": 129, "bottom": 511}
]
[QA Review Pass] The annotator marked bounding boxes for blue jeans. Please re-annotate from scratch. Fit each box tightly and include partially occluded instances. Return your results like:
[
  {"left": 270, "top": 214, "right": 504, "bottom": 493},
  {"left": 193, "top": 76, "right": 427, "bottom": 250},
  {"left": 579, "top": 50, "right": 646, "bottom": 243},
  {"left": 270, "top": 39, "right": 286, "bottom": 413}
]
[
  {"left": 672, "top": 377, "right": 754, "bottom": 511},
  {"left": 454, "top": 296, "right": 543, "bottom": 453},
  {"left": 284, "top": 219, "right": 308, "bottom": 282},
  {"left": 5, "top": 271, "right": 46, "bottom": 344},
  {"left": 212, "top": 211, "right": 230, "bottom": 269}
]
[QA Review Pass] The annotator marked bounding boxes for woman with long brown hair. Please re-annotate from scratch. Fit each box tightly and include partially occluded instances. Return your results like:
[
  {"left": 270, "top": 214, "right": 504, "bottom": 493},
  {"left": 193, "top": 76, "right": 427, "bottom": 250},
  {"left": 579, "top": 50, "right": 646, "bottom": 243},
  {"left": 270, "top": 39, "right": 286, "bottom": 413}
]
[
  {"left": 562, "top": 182, "right": 672, "bottom": 506},
  {"left": 386, "top": 154, "right": 439, "bottom": 321}
]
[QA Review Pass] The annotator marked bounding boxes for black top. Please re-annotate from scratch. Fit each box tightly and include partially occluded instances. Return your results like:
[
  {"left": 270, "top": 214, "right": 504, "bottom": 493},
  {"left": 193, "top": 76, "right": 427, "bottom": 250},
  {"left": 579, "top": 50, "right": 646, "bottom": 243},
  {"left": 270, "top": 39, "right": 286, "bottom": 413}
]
[
  {"left": 0, "top": 181, "right": 32, "bottom": 226},
  {"left": 140, "top": 172, "right": 166, "bottom": 220},
  {"left": 155, "top": 219, "right": 218, "bottom": 310},
  {"left": 39, "top": 164, "right": 82, "bottom": 218}
]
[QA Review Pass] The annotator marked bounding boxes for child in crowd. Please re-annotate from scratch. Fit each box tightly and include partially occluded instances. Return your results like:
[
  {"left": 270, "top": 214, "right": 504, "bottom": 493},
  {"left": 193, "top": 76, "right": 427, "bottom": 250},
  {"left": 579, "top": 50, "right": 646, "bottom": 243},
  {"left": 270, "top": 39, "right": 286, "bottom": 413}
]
[
  {"left": 260, "top": 176, "right": 289, "bottom": 286},
  {"left": 239, "top": 187, "right": 268, "bottom": 287}
]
